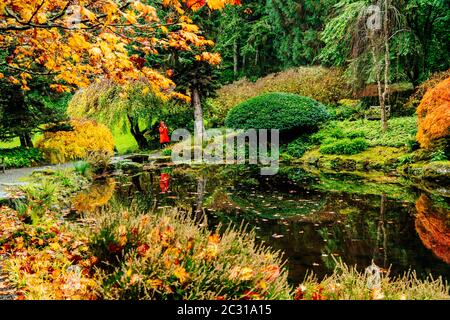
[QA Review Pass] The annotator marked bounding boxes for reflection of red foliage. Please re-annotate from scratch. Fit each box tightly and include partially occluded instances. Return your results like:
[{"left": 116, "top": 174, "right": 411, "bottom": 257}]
[
  {"left": 294, "top": 287, "right": 304, "bottom": 300},
  {"left": 312, "top": 287, "right": 325, "bottom": 300},
  {"left": 415, "top": 195, "right": 450, "bottom": 264},
  {"left": 160, "top": 173, "right": 170, "bottom": 193}
]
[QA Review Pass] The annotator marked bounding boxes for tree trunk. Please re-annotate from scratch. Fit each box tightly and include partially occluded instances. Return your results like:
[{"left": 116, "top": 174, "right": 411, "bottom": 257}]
[
  {"left": 379, "top": 194, "right": 387, "bottom": 267},
  {"left": 127, "top": 114, "right": 149, "bottom": 150},
  {"left": 191, "top": 85, "right": 205, "bottom": 142},
  {"left": 19, "top": 133, "right": 33, "bottom": 148},
  {"left": 195, "top": 175, "right": 207, "bottom": 222},
  {"left": 381, "top": 0, "right": 390, "bottom": 132},
  {"left": 233, "top": 38, "right": 239, "bottom": 80}
]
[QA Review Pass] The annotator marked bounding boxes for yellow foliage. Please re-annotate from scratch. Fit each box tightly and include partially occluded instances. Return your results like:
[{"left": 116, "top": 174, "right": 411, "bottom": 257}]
[
  {"left": 416, "top": 77, "right": 450, "bottom": 148},
  {"left": 37, "top": 119, "right": 115, "bottom": 163}
]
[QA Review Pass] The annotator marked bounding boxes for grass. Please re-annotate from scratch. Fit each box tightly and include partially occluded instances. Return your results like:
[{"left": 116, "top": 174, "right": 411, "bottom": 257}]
[
  {"left": 325, "top": 117, "right": 418, "bottom": 148},
  {"left": 297, "top": 259, "right": 449, "bottom": 300},
  {"left": 0, "top": 138, "right": 21, "bottom": 149},
  {"left": 111, "top": 129, "right": 138, "bottom": 155}
]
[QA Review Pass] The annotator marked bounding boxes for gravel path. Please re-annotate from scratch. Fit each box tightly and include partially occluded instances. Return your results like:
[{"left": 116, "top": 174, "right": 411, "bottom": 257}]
[{"left": 0, "top": 163, "right": 74, "bottom": 199}]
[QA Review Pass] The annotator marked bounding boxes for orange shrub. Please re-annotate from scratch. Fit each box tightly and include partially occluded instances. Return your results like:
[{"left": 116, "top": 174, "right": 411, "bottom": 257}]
[
  {"left": 37, "top": 119, "right": 115, "bottom": 163},
  {"left": 416, "top": 77, "right": 450, "bottom": 148},
  {"left": 406, "top": 69, "right": 450, "bottom": 110}
]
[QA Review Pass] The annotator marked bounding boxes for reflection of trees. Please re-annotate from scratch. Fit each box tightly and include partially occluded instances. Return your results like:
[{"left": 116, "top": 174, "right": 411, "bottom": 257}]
[
  {"left": 415, "top": 194, "right": 450, "bottom": 264},
  {"left": 374, "top": 194, "right": 388, "bottom": 267},
  {"left": 195, "top": 175, "right": 207, "bottom": 222},
  {"left": 72, "top": 178, "right": 116, "bottom": 213}
]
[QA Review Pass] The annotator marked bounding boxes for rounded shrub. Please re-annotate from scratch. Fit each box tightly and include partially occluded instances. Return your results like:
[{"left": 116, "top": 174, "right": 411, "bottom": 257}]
[{"left": 225, "top": 93, "right": 329, "bottom": 131}]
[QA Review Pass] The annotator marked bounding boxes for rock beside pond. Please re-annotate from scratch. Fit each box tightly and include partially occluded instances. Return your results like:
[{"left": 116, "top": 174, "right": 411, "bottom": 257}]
[
  {"left": 399, "top": 161, "right": 450, "bottom": 192},
  {"left": 123, "top": 154, "right": 150, "bottom": 163},
  {"left": 152, "top": 156, "right": 172, "bottom": 164},
  {"left": 300, "top": 147, "right": 405, "bottom": 173},
  {"left": 112, "top": 160, "right": 143, "bottom": 173}
]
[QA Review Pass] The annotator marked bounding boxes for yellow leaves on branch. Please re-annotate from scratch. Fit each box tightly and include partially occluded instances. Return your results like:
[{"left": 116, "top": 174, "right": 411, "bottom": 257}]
[
  {"left": 184, "top": 0, "right": 241, "bottom": 11},
  {"left": 416, "top": 77, "right": 450, "bottom": 148},
  {"left": 195, "top": 52, "right": 222, "bottom": 65},
  {"left": 0, "top": 0, "right": 239, "bottom": 95}
]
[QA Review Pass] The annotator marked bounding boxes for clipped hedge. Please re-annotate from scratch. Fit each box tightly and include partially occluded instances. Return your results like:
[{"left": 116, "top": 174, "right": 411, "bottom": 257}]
[
  {"left": 225, "top": 93, "right": 329, "bottom": 131},
  {"left": 212, "top": 67, "right": 351, "bottom": 125}
]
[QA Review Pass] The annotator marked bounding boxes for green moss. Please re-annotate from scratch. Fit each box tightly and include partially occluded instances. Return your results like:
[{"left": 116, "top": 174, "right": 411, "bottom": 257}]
[{"left": 301, "top": 146, "right": 410, "bottom": 172}]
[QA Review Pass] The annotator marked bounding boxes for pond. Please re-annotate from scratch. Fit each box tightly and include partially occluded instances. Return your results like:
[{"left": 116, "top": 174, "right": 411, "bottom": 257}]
[{"left": 71, "top": 165, "right": 450, "bottom": 285}]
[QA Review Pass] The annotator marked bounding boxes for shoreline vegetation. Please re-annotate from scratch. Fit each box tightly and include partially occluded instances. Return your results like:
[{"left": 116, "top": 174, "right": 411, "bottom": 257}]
[{"left": 0, "top": 169, "right": 448, "bottom": 300}]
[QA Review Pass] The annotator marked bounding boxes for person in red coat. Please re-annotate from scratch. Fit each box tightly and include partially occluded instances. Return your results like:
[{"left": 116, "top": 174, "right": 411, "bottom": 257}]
[
  {"left": 159, "top": 121, "right": 170, "bottom": 148},
  {"left": 160, "top": 173, "right": 170, "bottom": 193}
]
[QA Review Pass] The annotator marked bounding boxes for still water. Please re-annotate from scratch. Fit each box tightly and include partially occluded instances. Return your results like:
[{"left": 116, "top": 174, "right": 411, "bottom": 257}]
[{"left": 73, "top": 165, "right": 450, "bottom": 285}]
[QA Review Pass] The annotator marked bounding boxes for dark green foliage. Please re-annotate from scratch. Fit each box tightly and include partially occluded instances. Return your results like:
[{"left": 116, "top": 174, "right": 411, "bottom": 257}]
[
  {"left": 285, "top": 135, "right": 312, "bottom": 158},
  {"left": 320, "top": 138, "right": 369, "bottom": 155},
  {"left": 0, "top": 147, "right": 44, "bottom": 168},
  {"left": 215, "top": 0, "right": 339, "bottom": 81},
  {"left": 326, "top": 100, "right": 363, "bottom": 121},
  {"left": 266, "top": 0, "right": 339, "bottom": 67},
  {"left": 225, "top": 93, "right": 329, "bottom": 131},
  {"left": 0, "top": 75, "right": 69, "bottom": 147},
  {"left": 320, "top": 0, "right": 450, "bottom": 86}
]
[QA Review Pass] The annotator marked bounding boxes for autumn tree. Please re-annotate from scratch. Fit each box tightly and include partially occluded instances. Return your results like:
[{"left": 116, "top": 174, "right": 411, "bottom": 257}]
[
  {"left": 0, "top": 0, "right": 240, "bottom": 152},
  {"left": 416, "top": 76, "right": 450, "bottom": 149},
  {"left": 0, "top": 0, "right": 239, "bottom": 98},
  {"left": 68, "top": 79, "right": 193, "bottom": 150}
]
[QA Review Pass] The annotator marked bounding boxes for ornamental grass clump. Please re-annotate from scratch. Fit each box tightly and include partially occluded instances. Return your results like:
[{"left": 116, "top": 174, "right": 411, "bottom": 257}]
[
  {"left": 88, "top": 207, "right": 291, "bottom": 300},
  {"left": 296, "top": 260, "right": 449, "bottom": 300}
]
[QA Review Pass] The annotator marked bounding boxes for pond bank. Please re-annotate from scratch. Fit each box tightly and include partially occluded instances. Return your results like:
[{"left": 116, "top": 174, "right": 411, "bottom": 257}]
[{"left": 0, "top": 255, "right": 15, "bottom": 300}]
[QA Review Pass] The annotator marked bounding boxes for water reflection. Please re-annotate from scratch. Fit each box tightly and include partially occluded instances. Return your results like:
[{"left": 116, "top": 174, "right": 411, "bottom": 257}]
[
  {"left": 415, "top": 194, "right": 450, "bottom": 264},
  {"left": 72, "top": 178, "right": 116, "bottom": 213},
  {"left": 71, "top": 166, "right": 450, "bottom": 284}
]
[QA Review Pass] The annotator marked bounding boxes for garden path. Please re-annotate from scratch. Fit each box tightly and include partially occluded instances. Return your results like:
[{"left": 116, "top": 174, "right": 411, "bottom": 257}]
[{"left": 0, "top": 163, "right": 74, "bottom": 199}]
